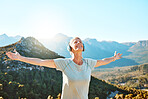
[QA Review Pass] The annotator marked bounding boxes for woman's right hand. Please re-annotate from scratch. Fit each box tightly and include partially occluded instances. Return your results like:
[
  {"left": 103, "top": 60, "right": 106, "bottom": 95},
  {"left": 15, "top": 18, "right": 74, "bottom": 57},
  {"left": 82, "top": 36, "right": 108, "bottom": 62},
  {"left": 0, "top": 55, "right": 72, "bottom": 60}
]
[{"left": 6, "top": 49, "right": 21, "bottom": 60}]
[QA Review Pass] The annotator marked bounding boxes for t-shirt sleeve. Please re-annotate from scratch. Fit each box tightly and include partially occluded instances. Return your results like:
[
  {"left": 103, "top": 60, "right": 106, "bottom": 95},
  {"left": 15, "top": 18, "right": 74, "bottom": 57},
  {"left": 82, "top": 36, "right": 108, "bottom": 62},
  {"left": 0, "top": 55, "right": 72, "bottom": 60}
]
[
  {"left": 85, "top": 58, "right": 97, "bottom": 70},
  {"left": 54, "top": 58, "right": 67, "bottom": 72}
]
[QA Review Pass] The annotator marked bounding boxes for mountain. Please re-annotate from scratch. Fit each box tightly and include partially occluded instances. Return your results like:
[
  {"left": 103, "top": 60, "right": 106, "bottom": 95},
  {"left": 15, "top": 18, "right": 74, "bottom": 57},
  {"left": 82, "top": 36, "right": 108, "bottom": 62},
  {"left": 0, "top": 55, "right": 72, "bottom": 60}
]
[
  {"left": 0, "top": 36, "right": 64, "bottom": 98},
  {"left": 0, "top": 36, "right": 122, "bottom": 98},
  {"left": 93, "top": 63, "right": 148, "bottom": 89},
  {"left": 124, "top": 40, "right": 148, "bottom": 64},
  {"left": 39, "top": 33, "right": 72, "bottom": 58},
  {"left": 0, "top": 36, "right": 147, "bottom": 99},
  {"left": 39, "top": 33, "right": 139, "bottom": 68},
  {"left": 122, "top": 42, "right": 136, "bottom": 47},
  {"left": 83, "top": 38, "right": 132, "bottom": 58},
  {"left": 0, "top": 33, "right": 22, "bottom": 47},
  {"left": 0, "top": 36, "right": 63, "bottom": 60},
  {"left": 84, "top": 38, "right": 130, "bottom": 56}
]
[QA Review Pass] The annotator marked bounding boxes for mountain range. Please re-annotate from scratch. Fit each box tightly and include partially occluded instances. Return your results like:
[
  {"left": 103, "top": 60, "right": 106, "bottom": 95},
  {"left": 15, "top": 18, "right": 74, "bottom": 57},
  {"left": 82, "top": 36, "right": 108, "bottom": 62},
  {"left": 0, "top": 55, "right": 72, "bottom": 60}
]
[
  {"left": 39, "top": 33, "right": 132, "bottom": 58},
  {"left": 1, "top": 36, "right": 147, "bottom": 99},
  {"left": 0, "top": 33, "right": 22, "bottom": 47},
  {"left": 39, "top": 33, "right": 148, "bottom": 68},
  {"left": 124, "top": 40, "right": 148, "bottom": 64},
  {"left": 1, "top": 33, "right": 148, "bottom": 68},
  {"left": 93, "top": 63, "right": 148, "bottom": 89}
]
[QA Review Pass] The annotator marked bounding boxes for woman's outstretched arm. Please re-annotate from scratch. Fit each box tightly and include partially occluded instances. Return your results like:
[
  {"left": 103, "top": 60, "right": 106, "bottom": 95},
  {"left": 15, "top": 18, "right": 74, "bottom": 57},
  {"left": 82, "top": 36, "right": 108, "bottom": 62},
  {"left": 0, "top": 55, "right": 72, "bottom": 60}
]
[
  {"left": 6, "top": 50, "right": 56, "bottom": 68},
  {"left": 95, "top": 51, "right": 122, "bottom": 67}
]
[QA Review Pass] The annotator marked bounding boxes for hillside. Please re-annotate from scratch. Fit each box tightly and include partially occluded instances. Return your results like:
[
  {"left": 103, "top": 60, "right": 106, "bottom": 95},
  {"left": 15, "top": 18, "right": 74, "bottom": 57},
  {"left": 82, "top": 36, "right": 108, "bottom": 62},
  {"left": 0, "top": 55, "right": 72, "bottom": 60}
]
[
  {"left": 0, "top": 37, "right": 119, "bottom": 99},
  {"left": 0, "top": 37, "right": 64, "bottom": 99},
  {"left": 0, "top": 37, "right": 148, "bottom": 99},
  {"left": 92, "top": 63, "right": 148, "bottom": 89},
  {"left": 39, "top": 33, "right": 72, "bottom": 58},
  {"left": 124, "top": 40, "right": 148, "bottom": 64}
]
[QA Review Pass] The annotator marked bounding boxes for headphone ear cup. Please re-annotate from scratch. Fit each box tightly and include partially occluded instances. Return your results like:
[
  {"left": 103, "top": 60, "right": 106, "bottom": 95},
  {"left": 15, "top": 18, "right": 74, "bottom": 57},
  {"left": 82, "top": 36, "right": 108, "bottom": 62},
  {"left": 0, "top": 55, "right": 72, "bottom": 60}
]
[
  {"left": 67, "top": 44, "right": 72, "bottom": 51},
  {"left": 69, "top": 45, "right": 72, "bottom": 51},
  {"left": 83, "top": 44, "right": 85, "bottom": 51}
]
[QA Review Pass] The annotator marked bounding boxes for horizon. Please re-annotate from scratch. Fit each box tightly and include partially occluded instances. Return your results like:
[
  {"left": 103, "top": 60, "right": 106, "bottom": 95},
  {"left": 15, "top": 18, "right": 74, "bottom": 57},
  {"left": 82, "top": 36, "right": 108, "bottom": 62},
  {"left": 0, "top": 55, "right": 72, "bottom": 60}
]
[
  {"left": 0, "top": 33, "right": 147, "bottom": 43},
  {"left": 0, "top": 0, "right": 148, "bottom": 43}
]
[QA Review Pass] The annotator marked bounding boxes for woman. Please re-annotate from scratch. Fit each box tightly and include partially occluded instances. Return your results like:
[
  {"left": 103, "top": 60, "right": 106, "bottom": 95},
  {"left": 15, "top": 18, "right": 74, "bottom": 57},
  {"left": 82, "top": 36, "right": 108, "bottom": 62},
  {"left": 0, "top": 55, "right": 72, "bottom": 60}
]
[{"left": 6, "top": 37, "right": 122, "bottom": 99}]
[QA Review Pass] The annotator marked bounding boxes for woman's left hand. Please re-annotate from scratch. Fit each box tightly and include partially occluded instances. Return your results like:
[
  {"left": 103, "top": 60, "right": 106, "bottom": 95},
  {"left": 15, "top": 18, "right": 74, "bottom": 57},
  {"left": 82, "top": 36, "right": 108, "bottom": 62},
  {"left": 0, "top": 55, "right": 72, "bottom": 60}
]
[{"left": 114, "top": 51, "right": 122, "bottom": 60}]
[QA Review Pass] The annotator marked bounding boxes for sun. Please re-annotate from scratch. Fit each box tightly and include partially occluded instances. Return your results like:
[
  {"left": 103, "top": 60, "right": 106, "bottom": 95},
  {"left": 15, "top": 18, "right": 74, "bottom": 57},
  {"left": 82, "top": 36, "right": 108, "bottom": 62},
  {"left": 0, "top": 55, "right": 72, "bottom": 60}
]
[{"left": 25, "top": 10, "right": 65, "bottom": 40}]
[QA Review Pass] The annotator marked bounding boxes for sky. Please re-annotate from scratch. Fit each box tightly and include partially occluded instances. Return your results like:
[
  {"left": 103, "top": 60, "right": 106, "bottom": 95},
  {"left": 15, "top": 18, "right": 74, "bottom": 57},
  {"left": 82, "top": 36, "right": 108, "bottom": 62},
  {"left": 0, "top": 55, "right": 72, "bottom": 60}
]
[{"left": 0, "top": 0, "right": 148, "bottom": 43}]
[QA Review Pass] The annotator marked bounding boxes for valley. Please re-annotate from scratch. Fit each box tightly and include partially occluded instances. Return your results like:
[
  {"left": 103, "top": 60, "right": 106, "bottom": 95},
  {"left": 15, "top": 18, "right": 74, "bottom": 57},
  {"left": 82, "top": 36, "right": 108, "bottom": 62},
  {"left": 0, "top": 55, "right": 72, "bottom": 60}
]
[{"left": 92, "top": 63, "right": 148, "bottom": 90}]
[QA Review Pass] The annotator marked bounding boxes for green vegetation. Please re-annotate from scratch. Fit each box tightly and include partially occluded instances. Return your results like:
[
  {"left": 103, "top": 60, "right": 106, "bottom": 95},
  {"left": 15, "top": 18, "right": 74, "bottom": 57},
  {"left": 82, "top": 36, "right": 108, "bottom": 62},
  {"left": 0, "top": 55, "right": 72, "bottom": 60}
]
[
  {"left": 0, "top": 66, "right": 62, "bottom": 99},
  {"left": 114, "top": 85, "right": 148, "bottom": 99},
  {"left": 1, "top": 37, "right": 119, "bottom": 99},
  {"left": 124, "top": 40, "right": 148, "bottom": 64},
  {"left": 93, "top": 64, "right": 148, "bottom": 89},
  {"left": 1, "top": 37, "right": 148, "bottom": 99},
  {"left": 0, "top": 58, "right": 120, "bottom": 99},
  {"left": 1, "top": 63, "right": 148, "bottom": 99}
]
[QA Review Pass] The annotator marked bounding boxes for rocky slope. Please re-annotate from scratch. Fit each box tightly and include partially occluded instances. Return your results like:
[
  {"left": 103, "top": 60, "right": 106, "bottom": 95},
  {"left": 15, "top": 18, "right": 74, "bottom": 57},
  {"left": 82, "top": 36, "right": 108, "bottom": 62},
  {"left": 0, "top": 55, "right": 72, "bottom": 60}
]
[
  {"left": 124, "top": 40, "right": 148, "bottom": 64},
  {"left": 0, "top": 36, "right": 64, "bottom": 70},
  {"left": 0, "top": 36, "right": 119, "bottom": 99},
  {"left": 0, "top": 36, "right": 147, "bottom": 99}
]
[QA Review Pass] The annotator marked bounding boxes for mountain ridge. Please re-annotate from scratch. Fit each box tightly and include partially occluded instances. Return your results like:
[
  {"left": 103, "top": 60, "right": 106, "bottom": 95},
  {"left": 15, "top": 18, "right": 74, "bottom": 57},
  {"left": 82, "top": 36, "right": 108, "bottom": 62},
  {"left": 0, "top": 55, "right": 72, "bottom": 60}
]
[
  {"left": 124, "top": 40, "right": 148, "bottom": 64},
  {"left": 39, "top": 33, "right": 142, "bottom": 68},
  {"left": 0, "top": 36, "right": 147, "bottom": 99},
  {"left": 1, "top": 33, "right": 147, "bottom": 67},
  {"left": 93, "top": 63, "right": 148, "bottom": 89},
  {"left": 0, "top": 36, "right": 121, "bottom": 99},
  {"left": 0, "top": 33, "right": 22, "bottom": 47}
]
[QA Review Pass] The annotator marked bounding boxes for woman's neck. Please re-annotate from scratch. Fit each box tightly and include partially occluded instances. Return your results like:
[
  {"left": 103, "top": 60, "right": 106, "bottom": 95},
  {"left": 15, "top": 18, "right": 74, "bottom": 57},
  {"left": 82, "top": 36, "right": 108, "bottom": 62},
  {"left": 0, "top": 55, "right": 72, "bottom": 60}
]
[{"left": 71, "top": 52, "right": 83, "bottom": 65}]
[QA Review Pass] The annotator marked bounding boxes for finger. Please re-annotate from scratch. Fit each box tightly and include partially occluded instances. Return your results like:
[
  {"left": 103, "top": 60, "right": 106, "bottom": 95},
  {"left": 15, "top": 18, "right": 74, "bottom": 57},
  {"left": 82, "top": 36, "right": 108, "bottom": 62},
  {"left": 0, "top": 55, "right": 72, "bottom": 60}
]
[
  {"left": 6, "top": 52, "right": 8, "bottom": 55},
  {"left": 6, "top": 53, "right": 11, "bottom": 58},
  {"left": 114, "top": 51, "right": 117, "bottom": 56},
  {"left": 119, "top": 54, "right": 122, "bottom": 56},
  {"left": 6, "top": 52, "right": 10, "bottom": 55},
  {"left": 7, "top": 52, "right": 12, "bottom": 54},
  {"left": 7, "top": 53, "right": 14, "bottom": 59},
  {"left": 10, "top": 52, "right": 15, "bottom": 55},
  {"left": 117, "top": 53, "right": 120, "bottom": 55},
  {"left": 7, "top": 52, "right": 14, "bottom": 57},
  {"left": 7, "top": 52, "right": 12, "bottom": 55},
  {"left": 6, "top": 52, "right": 11, "bottom": 56},
  {"left": 14, "top": 49, "right": 17, "bottom": 53}
]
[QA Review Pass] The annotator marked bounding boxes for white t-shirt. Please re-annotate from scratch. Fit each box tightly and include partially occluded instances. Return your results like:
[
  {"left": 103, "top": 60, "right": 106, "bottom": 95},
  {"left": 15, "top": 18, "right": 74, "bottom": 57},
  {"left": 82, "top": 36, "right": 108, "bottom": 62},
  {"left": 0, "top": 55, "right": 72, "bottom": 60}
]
[{"left": 54, "top": 58, "right": 97, "bottom": 99}]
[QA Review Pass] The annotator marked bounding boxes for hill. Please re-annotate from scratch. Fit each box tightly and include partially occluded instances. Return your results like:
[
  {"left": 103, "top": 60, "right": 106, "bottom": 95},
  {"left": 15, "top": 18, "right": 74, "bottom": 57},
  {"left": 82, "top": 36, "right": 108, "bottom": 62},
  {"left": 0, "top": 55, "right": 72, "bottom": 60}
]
[
  {"left": 0, "top": 36, "right": 118, "bottom": 99},
  {"left": 0, "top": 36, "right": 148, "bottom": 99},
  {"left": 0, "top": 36, "right": 64, "bottom": 99},
  {"left": 92, "top": 63, "right": 148, "bottom": 89},
  {"left": 124, "top": 40, "right": 148, "bottom": 64},
  {"left": 39, "top": 33, "right": 72, "bottom": 58}
]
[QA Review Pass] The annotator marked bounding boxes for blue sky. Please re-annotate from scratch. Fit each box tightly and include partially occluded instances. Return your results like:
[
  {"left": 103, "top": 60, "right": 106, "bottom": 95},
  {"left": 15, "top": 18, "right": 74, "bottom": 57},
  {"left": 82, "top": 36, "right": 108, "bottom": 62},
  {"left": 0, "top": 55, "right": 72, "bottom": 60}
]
[{"left": 0, "top": 0, "right": 148, "bottom": 43}]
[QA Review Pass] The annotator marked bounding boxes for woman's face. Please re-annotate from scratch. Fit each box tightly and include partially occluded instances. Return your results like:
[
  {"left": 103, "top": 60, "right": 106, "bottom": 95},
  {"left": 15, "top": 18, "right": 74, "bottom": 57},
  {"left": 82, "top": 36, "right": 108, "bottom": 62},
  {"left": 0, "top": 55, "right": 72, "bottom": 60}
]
[{"left": 70, "top": 38, "right": 84, "bottom": 52}]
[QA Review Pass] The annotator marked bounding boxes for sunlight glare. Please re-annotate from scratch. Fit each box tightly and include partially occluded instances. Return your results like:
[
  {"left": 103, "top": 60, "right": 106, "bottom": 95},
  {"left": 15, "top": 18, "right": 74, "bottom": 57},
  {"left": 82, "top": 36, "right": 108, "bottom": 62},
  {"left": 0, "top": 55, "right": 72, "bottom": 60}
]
[{"left": 26, "top": 10, "right": 64, "bottom": 40}]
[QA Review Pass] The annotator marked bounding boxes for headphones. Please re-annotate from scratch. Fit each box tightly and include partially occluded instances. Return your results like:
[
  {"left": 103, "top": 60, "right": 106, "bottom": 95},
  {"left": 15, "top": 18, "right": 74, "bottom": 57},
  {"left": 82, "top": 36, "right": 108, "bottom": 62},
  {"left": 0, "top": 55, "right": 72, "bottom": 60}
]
[{"left": 67, "top": 43, "right": 85, "bottom": 52}]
